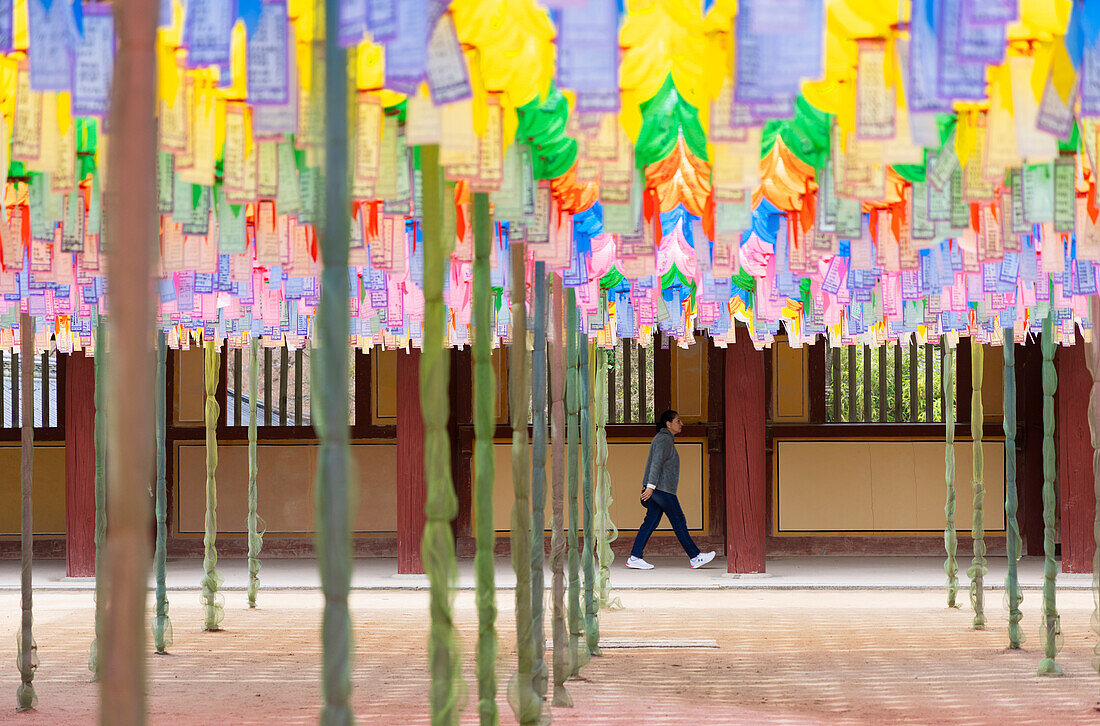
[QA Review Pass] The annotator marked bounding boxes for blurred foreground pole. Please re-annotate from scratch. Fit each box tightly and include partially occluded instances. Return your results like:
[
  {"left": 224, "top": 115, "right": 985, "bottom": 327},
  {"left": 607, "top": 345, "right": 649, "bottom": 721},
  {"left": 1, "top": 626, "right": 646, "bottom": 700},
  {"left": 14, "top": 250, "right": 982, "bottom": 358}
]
[{"left": 100, "top": 0, "right": 158, "bottom": 722}]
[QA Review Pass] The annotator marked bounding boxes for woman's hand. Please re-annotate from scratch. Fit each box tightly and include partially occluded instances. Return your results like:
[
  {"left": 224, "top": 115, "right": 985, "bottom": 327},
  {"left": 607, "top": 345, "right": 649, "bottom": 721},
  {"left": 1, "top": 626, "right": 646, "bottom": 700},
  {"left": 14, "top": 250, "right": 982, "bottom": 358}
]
[{"left": 641, "top": 487, "right": 653, "bottom": 502}]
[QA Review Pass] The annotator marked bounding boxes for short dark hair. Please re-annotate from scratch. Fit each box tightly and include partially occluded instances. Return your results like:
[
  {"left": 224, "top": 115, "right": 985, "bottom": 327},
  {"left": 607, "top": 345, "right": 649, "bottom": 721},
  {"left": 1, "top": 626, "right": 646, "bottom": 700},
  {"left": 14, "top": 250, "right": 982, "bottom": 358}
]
[{"left": 657, "top": 410, "right": 679, "bottom": 432}]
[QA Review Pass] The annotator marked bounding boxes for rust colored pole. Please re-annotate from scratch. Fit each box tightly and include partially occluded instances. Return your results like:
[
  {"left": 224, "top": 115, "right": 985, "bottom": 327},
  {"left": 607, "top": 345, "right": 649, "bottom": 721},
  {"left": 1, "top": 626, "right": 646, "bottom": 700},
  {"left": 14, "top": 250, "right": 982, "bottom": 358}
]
[
  {"left": 100, "top": 0, "right": 158, "bottom": 721},
  {"left": 65, "top": 352, "right": 96, "bottom": 577},
  {"left": 725, "top": 332, "right": 766, "bottom": 574},
  {"left": 397, "top": 349, "right": 426, "bottom": 574},
  {"left": 1057, "top": 343, "right": 1095, "bottom": 573}
]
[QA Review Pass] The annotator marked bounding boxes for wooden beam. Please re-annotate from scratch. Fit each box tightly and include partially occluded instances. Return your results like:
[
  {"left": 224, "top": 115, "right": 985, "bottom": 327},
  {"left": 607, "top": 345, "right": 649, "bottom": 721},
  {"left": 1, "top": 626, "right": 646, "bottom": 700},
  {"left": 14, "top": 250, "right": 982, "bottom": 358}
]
[
  {"left": 807, "top": 338, "right": 827, "bottom": 424},
  {"left": 725, "top": 331, "right": 766, "bottom": 573},
  {"left": 396, "top": 349, "right": 426, "bottom": 574},
  {"left": 706, "top": 343, "right": 726, "bottom": 539},
  {"left": 1017, "top": 341, "right": 1045, "bottom": 555},
  {"left": 1056, "top": 340, "right": 1094, "bottom": 573},
  {"left": 65, "top": 353, "right": 96, "bottom": 577}
]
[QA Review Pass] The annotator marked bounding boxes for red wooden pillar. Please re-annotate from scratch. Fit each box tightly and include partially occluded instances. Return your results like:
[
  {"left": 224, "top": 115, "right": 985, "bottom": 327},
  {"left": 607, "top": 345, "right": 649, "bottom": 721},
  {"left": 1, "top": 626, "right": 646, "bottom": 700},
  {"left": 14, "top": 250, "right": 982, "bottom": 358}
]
[
  {"left": 725, "top": 334, "right": 766, "bottom": 573},
  {"left": 396, "top": 349, "right": 426, "bottom": 574},
  {"left": 65, "top": 352, "right": 96, "bottom": 577},
  {"left": 1056, "top": 342, "right": 1095, "bottom": 573}
]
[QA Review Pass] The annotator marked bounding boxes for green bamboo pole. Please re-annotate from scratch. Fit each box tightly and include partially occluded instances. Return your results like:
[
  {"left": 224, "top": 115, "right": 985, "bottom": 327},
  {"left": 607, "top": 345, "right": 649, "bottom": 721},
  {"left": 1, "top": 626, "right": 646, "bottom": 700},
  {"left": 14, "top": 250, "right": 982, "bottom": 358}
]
[
  {"left": 507, "top": 243, "right": 539, "bottom": 726},
  {"left": 317, "top": 1, "right": 355, "bottom": 719},
  {"left": 593, "top": 342, "right": 621, "bottom": 611},
  {"left": 1003, "top": 327, "right": 1024, "bottom": 648},
  {"left": 580, "top": 341, "right": 600, "bottom": 656},
  {"left": 89, "top": 320, "right": 107, "bottom": 677},
  {"left": 549, "top": 275, "right": 571, "bottom": 707},
  {"left": 247, "top": 336, "right": 262, "bottom": 608},
  {"left": 565, "top": 288, "right": 588, "bottom": 678},
  {"left": 152, "top": 331, "right": 172, "bottom": 653},
  {"left": 529, "top": 262, "right": 549, "bottom": 704},
  {"left": 201, "top": 340, "right": 224, "bottom": 631},
  {"left": 1087, "top": 299, "right": 1100, "bottom": 688},
  {"left": 1038, "top": 313, "right": 1063, "bottom": 677},
  {"left": 471, "top": 192, "right": 498, "bottom": 725},
  {"left": 421, "top": 146, "right": 461, "bottom": 723},
  {"left": 969, "top": 339, "right": 986, "bottom": 629},
  {"left": 943, "top": 346, "right": 959, "bottom": 608},
  {"left": 16, "top": 314, "right": 36, "bottom": 711}
]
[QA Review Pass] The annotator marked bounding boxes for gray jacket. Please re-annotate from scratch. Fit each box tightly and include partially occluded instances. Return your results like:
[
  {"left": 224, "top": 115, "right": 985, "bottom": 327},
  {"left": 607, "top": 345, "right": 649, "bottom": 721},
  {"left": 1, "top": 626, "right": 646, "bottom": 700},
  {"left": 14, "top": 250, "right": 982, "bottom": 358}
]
[{"left": 643, "top": 428, "right": 680, "bottom": 496}]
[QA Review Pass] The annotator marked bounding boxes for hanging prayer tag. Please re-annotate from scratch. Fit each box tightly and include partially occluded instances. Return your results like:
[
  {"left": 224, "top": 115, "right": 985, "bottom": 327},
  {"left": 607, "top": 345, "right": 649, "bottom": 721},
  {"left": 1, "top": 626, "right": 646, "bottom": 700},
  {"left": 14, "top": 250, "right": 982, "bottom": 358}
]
[
  {"left": 183, "top": 0, "right": 233, "bottom": 70},
  {"left": 338, "top": 0, "right": 368, "bottom": 48},
  {"left": 61, "top": 191, "right": 84, "bottom": 254},
  {"left": 13, "top": 65, "right": 42, "bottom": 162},
  {"left": 28, "top": 0, "right": 75, "bottom": 93},
  {"left": 855, "top": 39, "right": 894, "bottom": 140},
  {"left": 557, "top": 0, "right": 619, "bottom": 112},
  {"left": 1052, "top": 156, "right": 1075, "bottom": 234},
  {"left": 223, "top": 103, "right": 249, "bottom": 200},
  {"left": 473, "top": 96, "right": 504, "bottom": 192},
  {"left": 425, "top": 11, "right": 471, "bottom": 105},
  {"left": 527, "top": 183, "right": 551, "bottom": 244},
  {"left": 405, "top": 92, "right": 442, "bottom": 146},
  {"left": 1022, "top": 162, "right": 1055, "bottom": 224},
  {"left": 247, "top": 0, "right": 290, "bottom": 106},
  {"left": 1036, "top": 74, "right": 1077, "bottom": 141},
  {"left": 353, "top": 93, "right": 382, "bottom": 198},
  {"left": 73, "top": 5, "right": 114, "bottom": 117}
]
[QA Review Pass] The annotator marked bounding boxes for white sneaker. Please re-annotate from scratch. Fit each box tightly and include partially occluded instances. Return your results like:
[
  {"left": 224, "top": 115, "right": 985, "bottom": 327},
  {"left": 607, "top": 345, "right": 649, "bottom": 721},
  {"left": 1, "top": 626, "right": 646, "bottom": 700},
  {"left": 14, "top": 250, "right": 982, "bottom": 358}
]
[
  {"left": 626, "top": 556, "right": 654, "bottom": 570},
  {"left": 690, "top": 551, "right": 716, "bottom": 569}
]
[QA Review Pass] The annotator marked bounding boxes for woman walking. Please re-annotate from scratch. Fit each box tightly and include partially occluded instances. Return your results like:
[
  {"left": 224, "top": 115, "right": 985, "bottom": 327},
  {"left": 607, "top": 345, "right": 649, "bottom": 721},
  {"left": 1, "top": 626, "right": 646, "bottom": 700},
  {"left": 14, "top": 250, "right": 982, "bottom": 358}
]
[{"left": 627, "top": 410, "right": 716, "bottom": 570}]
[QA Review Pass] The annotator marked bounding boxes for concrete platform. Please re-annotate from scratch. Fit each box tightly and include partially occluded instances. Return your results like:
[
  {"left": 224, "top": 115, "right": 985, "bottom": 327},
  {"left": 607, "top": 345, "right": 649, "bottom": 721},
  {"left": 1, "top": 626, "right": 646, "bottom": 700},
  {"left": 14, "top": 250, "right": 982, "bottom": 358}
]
[{"left": 0, "top": 554, "right": 1090, "bottom": 591}]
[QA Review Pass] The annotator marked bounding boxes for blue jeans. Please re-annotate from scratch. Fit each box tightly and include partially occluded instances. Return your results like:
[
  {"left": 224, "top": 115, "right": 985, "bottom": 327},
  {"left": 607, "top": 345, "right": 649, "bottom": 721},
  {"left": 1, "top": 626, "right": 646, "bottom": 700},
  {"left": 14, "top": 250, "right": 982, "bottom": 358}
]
[{"left": 630, "top": 489, "right": 701, "bottom": 559}]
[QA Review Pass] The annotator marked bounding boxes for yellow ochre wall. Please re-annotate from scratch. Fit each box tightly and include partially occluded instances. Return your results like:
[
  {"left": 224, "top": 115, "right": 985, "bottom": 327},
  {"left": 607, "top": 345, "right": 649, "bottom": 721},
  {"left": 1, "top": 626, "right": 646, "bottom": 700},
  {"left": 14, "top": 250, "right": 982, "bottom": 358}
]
[
  {"left": 672, "top": 337, "right": 708, "bottom": 422},
  {"left": 772, "top": 343, "right": 1008, "bottom": 535},
  {"left": 775, "top": 439, "right": 1006, "bottom": 534},
  {"left": 0, "top": 443, "right": 66, "bottom": 537},
  {"left": 175, "top": 441, "right": 398, "bottom": 535}
]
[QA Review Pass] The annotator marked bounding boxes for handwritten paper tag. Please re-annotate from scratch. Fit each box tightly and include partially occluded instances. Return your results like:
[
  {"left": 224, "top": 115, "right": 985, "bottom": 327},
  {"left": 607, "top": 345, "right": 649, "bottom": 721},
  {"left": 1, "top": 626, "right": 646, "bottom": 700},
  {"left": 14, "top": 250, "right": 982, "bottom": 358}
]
[
  {"left": 491, "top": 143, "right": 525, "bottom": 220},
  {"left": 252, "top": 23, "right": 297, "bottom": 135},
  {"left": 177, "top": 85, "right": 217, "bottom": 186},
  {"left": 184, "top": 0, "right": 233, "bottom": 69},
  {"left": 275, "top": 141, "right": 301, "bottom": 214},
  {"left": 12, "top": 66, "right": 42, "bottom": 162},
  {"left": 1036, "top": 74, "right": 1076, "bottom": 141},
  {"left": 1052, "top": 157, "right": 1075, "bottom": 233},
  {"left": 61, "top": 190, "right": 84, "bottom": 253},
  {"left": 223, "top": 103, "right": 249, "bottom": 199},
  {"left": 384, "top": 0, "right": 429, "bottom": 95},
  {"left": 473, "top": 96, "right": 504, "bottom": 191},
  {"left": 73, "top": 6, "right": 114, "bottom": 117},
  {"left": 405, "top": 91, "right": 442, "bottom": 146},
  {"left": 425, "top": 12, "right": 470, "bottom": 105},
  {"left": 217, "top": 189, "right": 246, "bottom": 254},
  {"left": 256, "top": 140, "right": 278, "bottom": 198},
  {"left": 440, "top": 98, "right": 478, "bottom": 170},
  {"left": 353, "top": 93, "right": 382, "bottom": 198},
  {"left": 556, "top": 0, "right": 619, "bottom": 112},
  {"left": 1022, "top": 162, "right": 1054, "bottom": 224},
  {"left": 248, "top": 0, "right": 290, "bottom": 105},
  {"left": 0, "top": 0, "right": 12, "bottom": 53},
  {"left": 28, "top": 0, "right": 75, "bottom": 92},
  {"left": 526, "top": 184, "right": 551, "bottom": 244},
  {"left": 855, "top": 39, "right": 894, "bottom": 139}
]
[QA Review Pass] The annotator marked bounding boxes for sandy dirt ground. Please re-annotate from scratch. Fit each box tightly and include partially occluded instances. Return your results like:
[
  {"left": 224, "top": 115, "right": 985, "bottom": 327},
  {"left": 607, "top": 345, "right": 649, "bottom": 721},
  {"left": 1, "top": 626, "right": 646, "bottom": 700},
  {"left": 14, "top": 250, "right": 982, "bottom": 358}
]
[{"left": 0, "top": 586, "right": 1098, "bottom": 724}]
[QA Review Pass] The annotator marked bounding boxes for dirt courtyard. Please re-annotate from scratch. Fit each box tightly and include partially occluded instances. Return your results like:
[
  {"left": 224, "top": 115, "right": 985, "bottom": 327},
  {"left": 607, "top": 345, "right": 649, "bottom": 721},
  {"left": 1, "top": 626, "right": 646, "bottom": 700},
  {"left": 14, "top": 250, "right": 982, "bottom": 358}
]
[{"left": 1, "top": 585, "right": 1099, "bottom": 724}]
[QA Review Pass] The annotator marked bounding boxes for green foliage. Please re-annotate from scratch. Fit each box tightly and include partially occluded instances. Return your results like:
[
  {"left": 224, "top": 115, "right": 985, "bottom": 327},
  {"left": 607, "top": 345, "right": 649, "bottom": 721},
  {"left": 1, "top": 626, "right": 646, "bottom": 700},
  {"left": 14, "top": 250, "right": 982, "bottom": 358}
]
[{"left": 824, "top": 343, "right": 955, "bottom": 423}]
